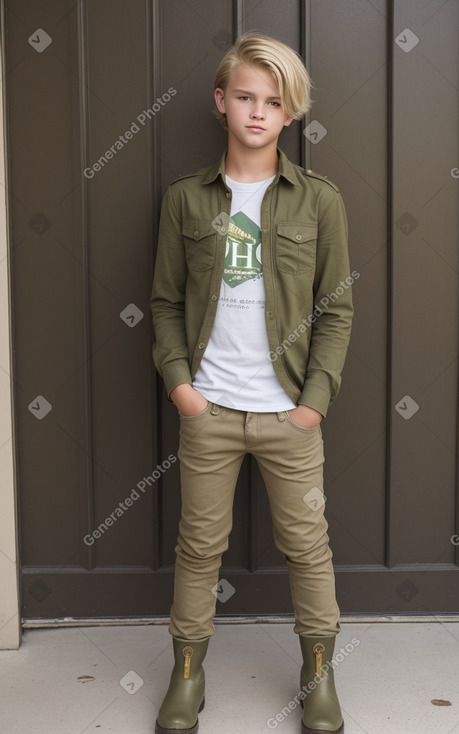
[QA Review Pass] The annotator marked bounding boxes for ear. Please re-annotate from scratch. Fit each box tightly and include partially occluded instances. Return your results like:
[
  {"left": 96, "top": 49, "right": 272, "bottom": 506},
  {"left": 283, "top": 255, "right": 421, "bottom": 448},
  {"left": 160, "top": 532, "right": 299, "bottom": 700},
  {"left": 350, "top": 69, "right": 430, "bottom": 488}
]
[
  {"left": 214, "top": 87, "right": 226, "bottom": 114},
  {"left": 283, "top": 115, "right": 293, "bottom": 128}
]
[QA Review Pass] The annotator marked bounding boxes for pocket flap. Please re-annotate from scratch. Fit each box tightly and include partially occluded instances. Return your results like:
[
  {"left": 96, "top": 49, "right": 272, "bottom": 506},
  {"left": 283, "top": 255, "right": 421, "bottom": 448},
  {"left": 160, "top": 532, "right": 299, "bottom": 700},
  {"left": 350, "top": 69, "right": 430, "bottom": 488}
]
[
  {"left": 276, "top": 223, "right": 318, "bottom": 243},
  {"left": 182, "top": 220, "right": 216, "bottom": 241}
]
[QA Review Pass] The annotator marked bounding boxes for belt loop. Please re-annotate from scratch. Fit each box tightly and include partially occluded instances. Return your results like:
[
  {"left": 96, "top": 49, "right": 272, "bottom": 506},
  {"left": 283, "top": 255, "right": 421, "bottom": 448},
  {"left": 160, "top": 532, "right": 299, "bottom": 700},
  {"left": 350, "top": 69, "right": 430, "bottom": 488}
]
[{"left": 210, "top": 403, "right": 220, "bottom": 415}]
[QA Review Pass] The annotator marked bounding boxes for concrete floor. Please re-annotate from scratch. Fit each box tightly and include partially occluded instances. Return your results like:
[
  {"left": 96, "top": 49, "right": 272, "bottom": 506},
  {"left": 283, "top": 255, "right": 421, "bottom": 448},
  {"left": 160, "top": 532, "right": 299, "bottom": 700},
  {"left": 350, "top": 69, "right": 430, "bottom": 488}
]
[{"left": 0, "top": 620, "right": 458, "bottom": 734}]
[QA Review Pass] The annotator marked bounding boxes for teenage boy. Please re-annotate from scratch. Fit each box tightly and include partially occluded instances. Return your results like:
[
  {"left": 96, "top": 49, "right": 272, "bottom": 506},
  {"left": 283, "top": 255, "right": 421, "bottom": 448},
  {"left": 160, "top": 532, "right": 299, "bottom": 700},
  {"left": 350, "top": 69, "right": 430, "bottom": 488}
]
[{"left": 151, "top": 32, "right": 353, "bottom": 734}]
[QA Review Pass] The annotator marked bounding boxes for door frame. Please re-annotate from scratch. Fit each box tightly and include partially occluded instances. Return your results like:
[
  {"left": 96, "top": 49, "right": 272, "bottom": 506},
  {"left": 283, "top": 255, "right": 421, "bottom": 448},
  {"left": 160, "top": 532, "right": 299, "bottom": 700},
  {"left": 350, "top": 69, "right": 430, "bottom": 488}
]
[{"left": 0, "top": 4, "right": 21, "bottom": 650}]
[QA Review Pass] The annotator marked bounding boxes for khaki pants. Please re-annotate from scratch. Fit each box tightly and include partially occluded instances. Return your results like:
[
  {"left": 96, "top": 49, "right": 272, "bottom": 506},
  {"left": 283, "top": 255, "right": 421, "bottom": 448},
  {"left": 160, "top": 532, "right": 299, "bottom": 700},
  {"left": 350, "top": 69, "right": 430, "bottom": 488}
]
[{"left": 169, "top": 402, "right": 341, "bottom": 640}]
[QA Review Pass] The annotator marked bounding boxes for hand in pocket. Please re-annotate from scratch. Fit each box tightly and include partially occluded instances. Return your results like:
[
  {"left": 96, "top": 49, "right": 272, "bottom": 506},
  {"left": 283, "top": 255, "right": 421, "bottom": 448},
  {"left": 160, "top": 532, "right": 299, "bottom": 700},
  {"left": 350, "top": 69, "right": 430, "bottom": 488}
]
[
  {"left": 287, "top": 405, "right": 322, "bottom": 429},
  {"left": 170, "top": 384, "right": 209, "bottom": 417}
]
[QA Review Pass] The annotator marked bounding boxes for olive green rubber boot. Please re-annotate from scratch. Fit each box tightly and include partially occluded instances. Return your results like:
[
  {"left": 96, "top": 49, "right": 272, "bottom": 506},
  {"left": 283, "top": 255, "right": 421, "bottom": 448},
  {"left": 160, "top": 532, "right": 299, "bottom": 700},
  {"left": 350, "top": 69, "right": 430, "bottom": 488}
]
[
  {"left": 299, "top": 635, "right": 344, "bottom": 734},
  {"left": 155, "top": 637, "right": 209, "bottom": 734}
]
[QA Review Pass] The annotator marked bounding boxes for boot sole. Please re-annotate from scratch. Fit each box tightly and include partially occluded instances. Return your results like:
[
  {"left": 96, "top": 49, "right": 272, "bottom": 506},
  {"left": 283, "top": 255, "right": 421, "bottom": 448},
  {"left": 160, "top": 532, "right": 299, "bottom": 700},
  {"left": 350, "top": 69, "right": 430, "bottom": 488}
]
[
  {"left": 155, "top": 698, "right": 205, "bottom": 734},
  {"left": 301, "top": 721, "right": 344, "bottom": 734}
]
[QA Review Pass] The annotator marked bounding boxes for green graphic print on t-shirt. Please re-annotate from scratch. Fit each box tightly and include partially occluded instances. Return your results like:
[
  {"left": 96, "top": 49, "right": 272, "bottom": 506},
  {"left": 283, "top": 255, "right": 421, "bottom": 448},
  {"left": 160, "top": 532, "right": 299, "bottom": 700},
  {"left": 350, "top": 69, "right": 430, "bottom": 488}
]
[{"left": 222, "top": 210, "right": 262, "bottom": 288}]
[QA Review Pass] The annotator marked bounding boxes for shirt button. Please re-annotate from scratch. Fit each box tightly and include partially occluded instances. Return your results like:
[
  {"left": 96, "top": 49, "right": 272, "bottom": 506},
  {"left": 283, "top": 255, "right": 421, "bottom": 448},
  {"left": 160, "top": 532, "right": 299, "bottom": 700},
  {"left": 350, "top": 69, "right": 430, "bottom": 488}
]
[
  {"left": 211, "top": 294, "right": 217, "bottom": 301},
  {"left": 198, "top": 342, "right": 206, "bottom": 349},
  {"left": 267, "top": 311, "right": 272, "bottom": 318},
  {"left": 220, "top": 226, "right": 226, "bottom": 233},
  {"left": 295, "top": 234, "right": 302, "bottom": 241},
  {"left": 226, "top": 192, "right": 231, "bottom": 198},
  {"left": 193, "top": 230, "right": 199, "bottom": 238},
  {"left": 306, "top": 169, "right": 312, "bottom": 173}
]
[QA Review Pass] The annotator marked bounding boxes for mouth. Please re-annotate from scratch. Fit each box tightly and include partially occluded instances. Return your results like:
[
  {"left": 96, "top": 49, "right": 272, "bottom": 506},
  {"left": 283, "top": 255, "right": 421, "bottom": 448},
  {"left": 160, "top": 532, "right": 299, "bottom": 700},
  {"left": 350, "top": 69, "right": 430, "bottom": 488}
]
[{"left": 246, "top": 125, "right": 266, "bottom": 132}]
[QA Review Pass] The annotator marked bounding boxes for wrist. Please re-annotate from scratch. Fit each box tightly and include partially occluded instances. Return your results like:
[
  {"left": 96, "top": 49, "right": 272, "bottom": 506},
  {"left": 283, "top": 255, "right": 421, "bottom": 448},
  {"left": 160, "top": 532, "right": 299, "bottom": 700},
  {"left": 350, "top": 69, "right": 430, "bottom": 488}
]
[
  {"left": 297, "top": 404, "right": 322, "bottom": 416},
  {"left": 170, "top": 383, "right": 194, "bottom": 404},
  {"left": 170, "top": 384, "right": 208, "bottom": 417},
  {"left": 289, "top": 404, "right": 323, "bottom": 428}
]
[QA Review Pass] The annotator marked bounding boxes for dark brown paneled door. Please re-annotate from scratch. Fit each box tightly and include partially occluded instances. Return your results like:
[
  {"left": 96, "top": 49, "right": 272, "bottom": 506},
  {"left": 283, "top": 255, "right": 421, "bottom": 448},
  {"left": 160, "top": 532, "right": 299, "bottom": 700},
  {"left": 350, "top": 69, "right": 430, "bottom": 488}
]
[{"left": 5, "top": 0, "right": 458, "bottom": 620}]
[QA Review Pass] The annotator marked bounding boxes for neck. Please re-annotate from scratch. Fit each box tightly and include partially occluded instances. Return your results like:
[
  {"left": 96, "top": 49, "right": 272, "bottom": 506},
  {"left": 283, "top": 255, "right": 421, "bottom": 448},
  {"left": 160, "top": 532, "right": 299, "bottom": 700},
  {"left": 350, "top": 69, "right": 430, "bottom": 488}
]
[{"left": 224, "top": 137, "right": 279, "bottom": 182}]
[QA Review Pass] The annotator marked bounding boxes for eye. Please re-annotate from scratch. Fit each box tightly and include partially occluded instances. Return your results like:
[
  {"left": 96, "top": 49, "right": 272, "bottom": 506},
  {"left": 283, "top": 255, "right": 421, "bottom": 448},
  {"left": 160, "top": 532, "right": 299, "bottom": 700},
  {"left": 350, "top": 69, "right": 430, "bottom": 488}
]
[
  {"left": 268, "top": 101, "right": 281, "bottom": 107},
  {"left": 238, "top": 95, "right": 251, "bottom": 101}
]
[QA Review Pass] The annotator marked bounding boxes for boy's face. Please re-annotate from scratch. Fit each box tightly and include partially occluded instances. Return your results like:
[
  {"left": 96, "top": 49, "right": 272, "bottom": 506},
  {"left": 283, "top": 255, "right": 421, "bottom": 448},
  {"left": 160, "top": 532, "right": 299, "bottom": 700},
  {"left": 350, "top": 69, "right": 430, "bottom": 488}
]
[{"left": 215, "top": 63, "right": 293, "bottom": 151}]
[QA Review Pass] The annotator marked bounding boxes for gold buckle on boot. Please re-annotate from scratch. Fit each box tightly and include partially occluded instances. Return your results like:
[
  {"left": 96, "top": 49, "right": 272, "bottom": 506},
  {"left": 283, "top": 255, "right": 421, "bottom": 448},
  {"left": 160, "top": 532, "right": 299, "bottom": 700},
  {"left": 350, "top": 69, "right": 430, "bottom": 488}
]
[
  {"left": 182, "top": 646, "right": 194, "bottom": 679},
  {"left": 313, "top": 642, "right": 325, "bottom": 677}
]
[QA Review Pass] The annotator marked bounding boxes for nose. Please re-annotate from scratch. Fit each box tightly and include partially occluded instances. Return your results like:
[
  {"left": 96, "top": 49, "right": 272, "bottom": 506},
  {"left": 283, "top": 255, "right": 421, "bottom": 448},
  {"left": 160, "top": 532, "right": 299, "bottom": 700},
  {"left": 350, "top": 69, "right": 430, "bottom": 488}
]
[{"left": 250, "top": 101, "right": 266, "bottom": 120}]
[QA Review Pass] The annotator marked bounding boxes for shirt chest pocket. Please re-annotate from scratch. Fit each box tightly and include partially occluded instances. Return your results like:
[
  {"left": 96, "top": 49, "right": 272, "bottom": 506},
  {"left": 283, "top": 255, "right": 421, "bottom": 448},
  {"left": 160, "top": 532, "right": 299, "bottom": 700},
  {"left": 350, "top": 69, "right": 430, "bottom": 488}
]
[
  {"left": 275, "top": 222, "right": 317, "bottom": 275},
  {"left": 182, "top": 220, "right": 217, "bottom": 271}
]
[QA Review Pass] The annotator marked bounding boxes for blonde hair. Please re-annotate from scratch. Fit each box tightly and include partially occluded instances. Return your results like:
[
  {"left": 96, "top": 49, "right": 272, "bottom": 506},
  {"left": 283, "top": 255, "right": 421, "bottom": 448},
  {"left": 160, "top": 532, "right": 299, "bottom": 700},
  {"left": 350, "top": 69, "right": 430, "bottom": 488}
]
[{"left": 213, "top": 32, "right": 313, "bottom": 130}]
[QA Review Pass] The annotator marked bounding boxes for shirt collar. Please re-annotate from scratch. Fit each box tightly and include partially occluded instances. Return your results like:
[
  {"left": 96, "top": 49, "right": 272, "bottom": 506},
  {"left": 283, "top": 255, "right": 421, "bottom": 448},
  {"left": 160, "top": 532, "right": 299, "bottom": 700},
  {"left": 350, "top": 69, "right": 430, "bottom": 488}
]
[{"left": 201, "top": 147, "right": 299, "bottom": 187}]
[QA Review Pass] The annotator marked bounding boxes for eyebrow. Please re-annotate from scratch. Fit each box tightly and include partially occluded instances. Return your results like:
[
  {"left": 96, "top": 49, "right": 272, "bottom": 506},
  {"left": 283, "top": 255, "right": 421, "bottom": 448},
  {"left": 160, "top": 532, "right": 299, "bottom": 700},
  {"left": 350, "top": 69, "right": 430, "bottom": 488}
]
[{"left": 232, "top": 88, "right": 281, "bottom": 100}]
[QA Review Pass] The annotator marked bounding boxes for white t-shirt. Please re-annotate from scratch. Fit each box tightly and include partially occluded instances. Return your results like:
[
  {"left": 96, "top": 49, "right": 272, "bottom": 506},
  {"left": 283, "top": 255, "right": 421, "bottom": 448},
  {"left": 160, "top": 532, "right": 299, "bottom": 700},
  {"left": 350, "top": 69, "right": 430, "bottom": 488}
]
[{"left": 192, "top": 174, "right": 296, "bottom": 412}]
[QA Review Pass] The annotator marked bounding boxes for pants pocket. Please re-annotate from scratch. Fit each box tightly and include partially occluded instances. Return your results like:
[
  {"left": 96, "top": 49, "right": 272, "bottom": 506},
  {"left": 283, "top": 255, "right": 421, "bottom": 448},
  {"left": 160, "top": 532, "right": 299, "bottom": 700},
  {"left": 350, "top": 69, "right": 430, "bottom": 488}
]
[
  {"left": 178, "top": 402, "right": 211, "bottom": 420},
  {"left": 284, "top": 411, "right": 322, "bottom": 433}
]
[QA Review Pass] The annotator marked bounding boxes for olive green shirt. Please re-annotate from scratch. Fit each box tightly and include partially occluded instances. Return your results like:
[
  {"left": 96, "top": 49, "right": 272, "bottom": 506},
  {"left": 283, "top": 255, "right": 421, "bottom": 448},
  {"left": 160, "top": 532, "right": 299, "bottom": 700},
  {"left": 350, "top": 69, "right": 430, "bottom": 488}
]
[{"left": 150, "top": 147, "right": 353, "bottom": 416}]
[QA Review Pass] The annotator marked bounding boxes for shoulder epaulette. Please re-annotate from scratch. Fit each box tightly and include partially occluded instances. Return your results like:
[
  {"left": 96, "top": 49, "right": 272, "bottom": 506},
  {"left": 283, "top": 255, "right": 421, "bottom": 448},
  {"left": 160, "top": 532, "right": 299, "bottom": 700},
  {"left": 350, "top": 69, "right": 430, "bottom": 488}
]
[
  {"left": 169, "top": 170, "right": 201, "bottom": 186},
  {"left": 303, "top": 168, "right": 340, "bottom": 192}
]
